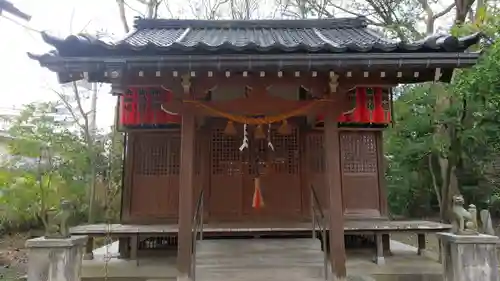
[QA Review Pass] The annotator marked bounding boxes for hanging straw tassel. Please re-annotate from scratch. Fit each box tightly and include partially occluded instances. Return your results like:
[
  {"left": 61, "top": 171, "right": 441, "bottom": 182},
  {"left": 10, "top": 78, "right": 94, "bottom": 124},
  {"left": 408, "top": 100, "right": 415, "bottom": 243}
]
[
  {"left": 223, "top": 120, "right": 237, "bottom": 135},
  {"left": 267, "top": 124, "right": 274, "bottom": 151},
  {"left": 277, "top": 119, "right": 292, "bottom": 135},
  {"left": 252, "top": 177, "right": 265, "bottom": 209},
  {"left": 254, "top": 124, "right": 266, "bottom": 139},
  {"left": 239, "top": 124, "right": 249, "bottom": 151}
]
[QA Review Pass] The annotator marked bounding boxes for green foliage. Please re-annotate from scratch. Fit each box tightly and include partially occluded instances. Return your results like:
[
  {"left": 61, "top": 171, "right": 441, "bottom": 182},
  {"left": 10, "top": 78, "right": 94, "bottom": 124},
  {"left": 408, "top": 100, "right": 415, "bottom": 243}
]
[
  {"left": 0, "top": 102, "right": 123, "bottom": 232},
  {"left": 386, "top": 14, "right": 500, "bottom": 217},
  {"left": 385, "top": 85, "right": 438, "bottom": 216}
]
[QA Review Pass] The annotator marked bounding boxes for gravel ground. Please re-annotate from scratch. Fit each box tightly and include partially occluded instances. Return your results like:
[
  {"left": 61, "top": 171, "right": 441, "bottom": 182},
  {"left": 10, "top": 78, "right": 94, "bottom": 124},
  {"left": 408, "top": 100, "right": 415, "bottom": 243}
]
[
  {"left": 0, "top": 233, "right": 28, "bottom": 281},
  {"left": 391, "top": 232, "right": 440, "bottom": 253}
]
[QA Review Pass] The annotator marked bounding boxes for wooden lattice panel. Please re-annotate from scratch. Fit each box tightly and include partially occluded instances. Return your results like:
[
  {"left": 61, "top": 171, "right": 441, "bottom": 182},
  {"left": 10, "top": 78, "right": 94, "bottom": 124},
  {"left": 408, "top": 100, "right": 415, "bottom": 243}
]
[
  {"left": 270, "top": 127, "right": 300, "bottom": 174},
  {"left": 245, "top": 127, "right": 300, "bottom": 175},
  {"left": 130, "top": 132, "right": 181, "bottom": 219},
  {"left": 306, "top": 133, "right": 325, "bottom": 174},
  {"left": 340, "top": 131, "right": 377, "bottom": 174},
  {"left": 246, "top": 132, "right": 268, "bottom": 176},
  {"left": 135, "top": 133, "right": 180, "bottom": 176},
  {"left": 211, "top": 128, "right": 242, "bottom": 176}
]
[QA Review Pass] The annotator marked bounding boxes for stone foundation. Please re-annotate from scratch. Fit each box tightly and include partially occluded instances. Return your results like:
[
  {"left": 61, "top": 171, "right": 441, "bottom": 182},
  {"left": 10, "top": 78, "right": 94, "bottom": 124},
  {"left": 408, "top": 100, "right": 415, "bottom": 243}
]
[
  {"left": 437, "top": 232, "right": 499, "bottom": 281},
  {"left": 25, "top": 235, "right": 88, "bottom": 281}
]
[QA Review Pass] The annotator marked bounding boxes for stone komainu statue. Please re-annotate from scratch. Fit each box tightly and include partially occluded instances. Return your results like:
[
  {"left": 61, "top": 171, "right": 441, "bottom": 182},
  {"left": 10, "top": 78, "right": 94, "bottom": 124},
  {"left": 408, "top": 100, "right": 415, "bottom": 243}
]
[
  {"left": 450, "top": 195, "right": 479, "bottom": 235},
  {"left": 45, "top": 200, "right": 72, "bottom": 239}
]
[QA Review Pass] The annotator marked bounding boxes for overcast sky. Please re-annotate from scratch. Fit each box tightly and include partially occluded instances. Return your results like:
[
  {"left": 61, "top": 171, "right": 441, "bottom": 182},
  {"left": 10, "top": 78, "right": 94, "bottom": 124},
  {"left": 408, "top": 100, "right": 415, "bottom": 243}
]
[{"left": 0, "top": 0, "right": 128, "bottom": 130}]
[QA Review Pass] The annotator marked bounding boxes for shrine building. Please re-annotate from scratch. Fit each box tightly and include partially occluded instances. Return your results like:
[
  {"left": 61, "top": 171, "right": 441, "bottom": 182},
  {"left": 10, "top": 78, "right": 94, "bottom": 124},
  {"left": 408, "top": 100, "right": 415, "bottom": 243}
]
[{"left": 29, "top": 16, "right": 481, "bottom": 281}]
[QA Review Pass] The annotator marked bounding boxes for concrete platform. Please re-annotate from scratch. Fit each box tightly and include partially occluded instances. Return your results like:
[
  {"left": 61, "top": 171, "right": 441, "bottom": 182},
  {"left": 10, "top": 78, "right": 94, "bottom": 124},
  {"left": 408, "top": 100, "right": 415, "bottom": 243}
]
[{"left": 82, "top": 238, "right": 441, "bottom": 281}]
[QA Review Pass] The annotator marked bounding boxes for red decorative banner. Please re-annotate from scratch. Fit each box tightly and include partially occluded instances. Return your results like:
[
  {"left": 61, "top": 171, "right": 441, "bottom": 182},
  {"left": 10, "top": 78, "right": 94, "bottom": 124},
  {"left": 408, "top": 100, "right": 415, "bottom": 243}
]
[
  {"left": 119, "top": 87, "right": 181, "bottom": 127},
  {"left": 316, "top": 87, "right": 391, "bottom": 126}
]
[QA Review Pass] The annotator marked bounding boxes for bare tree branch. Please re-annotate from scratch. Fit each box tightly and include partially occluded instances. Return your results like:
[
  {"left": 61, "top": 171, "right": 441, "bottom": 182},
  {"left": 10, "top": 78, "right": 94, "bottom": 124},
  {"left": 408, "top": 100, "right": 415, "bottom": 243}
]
[
  {"left": 50, "top": 89, "right": 85, "bottom": 132},
  {"left": 434, "top": 2, "right": 456, "bottom": 19},
  {"left": 125, "top": 0, "right": 145, "bottom": 16},
  {"left": 162, "top": 0, "right": 176, "bottom": 17},
  {"left": 117, "top": 0, "right": 130, "bottom": 32}
]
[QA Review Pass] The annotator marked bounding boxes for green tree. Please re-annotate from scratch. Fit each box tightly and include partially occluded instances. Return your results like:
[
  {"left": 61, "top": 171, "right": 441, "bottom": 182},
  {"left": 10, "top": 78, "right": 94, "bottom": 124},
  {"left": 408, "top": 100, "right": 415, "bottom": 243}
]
[
  {"left": 0, "top": 101, "right": 123, "bottom": 232},
  {"left": 385, "top": 12, "right": 500, "bottom": 218}
]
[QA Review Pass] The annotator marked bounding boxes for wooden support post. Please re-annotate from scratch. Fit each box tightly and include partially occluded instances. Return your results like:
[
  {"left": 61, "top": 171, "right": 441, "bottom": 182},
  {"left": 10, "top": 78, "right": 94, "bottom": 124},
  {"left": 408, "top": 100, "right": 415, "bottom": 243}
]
[
  {"left": 376, "top": 131, "right": 388, "bottom": 217},
  {"left": 118, "top": 238, "right": 130, "bottom": 259},
  {"left": 382, "top": 233, "right": 392, "bottom": 255},
  {"left": 374, "top": 233, "right": 386, "bottom": 265},
  {"left": 417, "top": 233, "right": 426, "bottom": 255},
  {"left": 324, "top": 105, "right": 347, "bottom": 280},
  {"left": 177, "top": 109, "right": 196, "bottom": 281},
  {"left": 131, "top": 234, "right": 138, "bottom": 262},
  {"left": 83, "top": 237, "right": 94, "bottom": 260}
]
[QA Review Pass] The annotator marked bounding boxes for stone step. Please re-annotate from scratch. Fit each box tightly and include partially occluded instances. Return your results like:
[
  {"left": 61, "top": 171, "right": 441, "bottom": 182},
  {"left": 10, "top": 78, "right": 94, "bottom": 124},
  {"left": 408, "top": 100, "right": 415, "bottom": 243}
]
[
  {"left": 196, "top": 266, "right": 326, "bottom": 281},
  {"left": 194, "top": 238, "right": 327, "bottom": 280},
  {"left": 196, "top": 238, "right": 322, "bottom": 254},
  {"left": 195, "top": 238, "right": 324, "bottom": 268},
  {"left": 196, "top": 268, "right": 376, "bottom": 281}
]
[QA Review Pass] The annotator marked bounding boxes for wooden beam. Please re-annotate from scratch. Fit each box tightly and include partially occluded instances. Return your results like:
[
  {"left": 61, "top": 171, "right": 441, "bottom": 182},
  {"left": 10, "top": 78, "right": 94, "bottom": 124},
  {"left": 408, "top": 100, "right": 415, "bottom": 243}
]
[
  {"left": 177, "top": 108, "right": 196, "bottom": 280},
  {"left": 324, "top": 102, "right": 347, "bottom": 279}
]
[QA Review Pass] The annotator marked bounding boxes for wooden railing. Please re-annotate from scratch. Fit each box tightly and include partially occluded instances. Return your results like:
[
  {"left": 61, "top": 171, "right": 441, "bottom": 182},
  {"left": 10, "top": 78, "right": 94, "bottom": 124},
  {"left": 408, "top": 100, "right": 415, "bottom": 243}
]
[
  {"left": 310, "top": 185, "right": 329, "bottom": 281},
  {"left": 191, "top": 188, "right": 204, "bottom": 281}
]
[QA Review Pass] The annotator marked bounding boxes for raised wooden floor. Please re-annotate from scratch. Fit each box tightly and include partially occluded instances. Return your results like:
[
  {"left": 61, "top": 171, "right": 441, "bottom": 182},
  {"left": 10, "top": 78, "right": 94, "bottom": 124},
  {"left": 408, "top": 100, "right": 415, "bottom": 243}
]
[
  {"left": 73, "top": 220, "right": 450, "bottom": 265},
  {"left": 71, "top": 220, "right": 451, "bottom": 236}
]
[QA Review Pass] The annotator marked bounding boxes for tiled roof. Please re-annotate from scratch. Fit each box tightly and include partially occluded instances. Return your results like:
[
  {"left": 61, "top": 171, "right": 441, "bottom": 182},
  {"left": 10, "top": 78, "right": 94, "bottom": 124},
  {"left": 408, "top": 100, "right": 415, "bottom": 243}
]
[
  {"left": 0, "top": 0, "right": 31, "bottom": 21},
  {"left": 40, "top": 17, "right": 480, "bottom": 56}
]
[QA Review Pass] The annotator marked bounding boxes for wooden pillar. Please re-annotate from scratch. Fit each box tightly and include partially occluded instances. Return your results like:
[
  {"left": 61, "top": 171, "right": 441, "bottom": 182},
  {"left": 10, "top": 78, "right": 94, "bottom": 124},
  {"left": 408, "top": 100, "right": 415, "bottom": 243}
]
[
  {"left": 324, "top": 103, "right": 347, "bottom": 279},
  {"left": 376, "top": 131, "right": 388, "bottom": 217},
  {"left": 177, "top": 108, "right": 196, "bottom": 281}
]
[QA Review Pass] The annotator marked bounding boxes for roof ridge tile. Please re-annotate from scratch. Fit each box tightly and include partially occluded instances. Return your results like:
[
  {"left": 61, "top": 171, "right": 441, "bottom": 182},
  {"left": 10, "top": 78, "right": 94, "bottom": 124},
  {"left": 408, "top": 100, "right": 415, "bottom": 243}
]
[{"left": 132, "top": 16, "right": 368, "bottom": 30}]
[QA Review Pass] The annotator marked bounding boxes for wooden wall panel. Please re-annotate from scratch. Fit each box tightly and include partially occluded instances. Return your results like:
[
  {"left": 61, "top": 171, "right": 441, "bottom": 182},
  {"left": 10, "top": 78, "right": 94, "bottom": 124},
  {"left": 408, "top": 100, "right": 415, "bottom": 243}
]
[
  {"left": 340, "top": 131, "right": 381, "bottom": 218},
  {"left": 242, "top": 127, "right": 302, "bottom": 219},
  {"left": 305, "top": 130, "right": 384, "bottom": 218},
  {"left": 209, "top": 127, "right": 243, "bottom": 220},
  {"left": 130, "top": 132, "right": 180, "bottom": 220}
]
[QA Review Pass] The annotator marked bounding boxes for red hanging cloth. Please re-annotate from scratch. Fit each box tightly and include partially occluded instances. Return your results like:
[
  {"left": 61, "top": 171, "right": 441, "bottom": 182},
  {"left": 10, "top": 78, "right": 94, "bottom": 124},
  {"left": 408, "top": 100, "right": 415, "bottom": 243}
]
[
  {"left": 119, "top": 93, "right": 127, "bottom": 126},
  {"left": 137, "top": 88, "right": 149, "bottom": 126},
  {"left": 338, "top": 113, "right": 348, "bottom": 123},
  {"left": 121, "top": 87, "right": 138, "bottom": 126},
  {"left": 352, "top": 87, "right": 369, "bottom": 123},
  {"left": 145, "top": 88, "right": 154, "bottom": 125},
  {"left": 371, "top": 87, "right": 385, "bottom": 124},
  {"left": 150, "top": 88, "right": 161, "bottom": 125},
  {"left": 252, "top": 177, "right": 265, "bottom": 209}
]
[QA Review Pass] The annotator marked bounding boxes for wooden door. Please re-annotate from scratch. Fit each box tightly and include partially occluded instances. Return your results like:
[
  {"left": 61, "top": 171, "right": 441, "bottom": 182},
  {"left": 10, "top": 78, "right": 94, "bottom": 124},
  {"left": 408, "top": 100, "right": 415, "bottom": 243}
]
[
  {"left": 242, "top": 127, "right": 302, "bottom": 220},
  {"left": 340, "top": 131, "right": 381, "bottom": 217},
  {"left": 209, "top": 127, "right": 244, "bottom": 220},
  {"left": 130, "top": 132, "right": 180, "bottom": 220}
]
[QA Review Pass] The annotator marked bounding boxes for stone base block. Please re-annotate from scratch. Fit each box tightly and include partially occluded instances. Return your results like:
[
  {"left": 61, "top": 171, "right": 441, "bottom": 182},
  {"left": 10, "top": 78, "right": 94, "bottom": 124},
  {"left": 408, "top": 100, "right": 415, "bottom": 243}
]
[
  {"left": 176, "top": 275, "right": 193, "bottom": 281},
  {"left": 25, "top": 235, "right": 88, "bottom": 281},
  {"left": 437, "top": 232, "right": 499, "bottom": 281}
]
